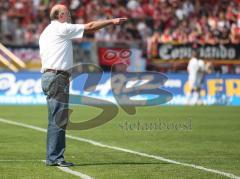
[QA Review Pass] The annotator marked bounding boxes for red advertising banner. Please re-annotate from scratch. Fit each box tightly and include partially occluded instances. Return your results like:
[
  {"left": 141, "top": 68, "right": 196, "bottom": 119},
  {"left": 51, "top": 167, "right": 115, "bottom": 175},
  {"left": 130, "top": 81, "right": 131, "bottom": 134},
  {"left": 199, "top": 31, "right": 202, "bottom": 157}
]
[{"left": 98, "top": 47, "right": 131, "bottom": 66}]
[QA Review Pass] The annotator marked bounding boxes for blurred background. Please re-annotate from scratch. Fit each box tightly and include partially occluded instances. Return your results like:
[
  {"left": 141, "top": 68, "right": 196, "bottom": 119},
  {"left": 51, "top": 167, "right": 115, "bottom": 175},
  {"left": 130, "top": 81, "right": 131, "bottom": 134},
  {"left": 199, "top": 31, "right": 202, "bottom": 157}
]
[{"left": 0, "top": 0, "right": 239, "bottom": 105}]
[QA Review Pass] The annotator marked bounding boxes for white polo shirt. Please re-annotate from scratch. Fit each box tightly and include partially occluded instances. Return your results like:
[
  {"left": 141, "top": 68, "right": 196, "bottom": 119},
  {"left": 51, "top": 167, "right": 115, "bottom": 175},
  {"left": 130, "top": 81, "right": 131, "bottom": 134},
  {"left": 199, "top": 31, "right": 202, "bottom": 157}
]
[{"left": 39, "top": 20, "right": 84, "bottom": 72}]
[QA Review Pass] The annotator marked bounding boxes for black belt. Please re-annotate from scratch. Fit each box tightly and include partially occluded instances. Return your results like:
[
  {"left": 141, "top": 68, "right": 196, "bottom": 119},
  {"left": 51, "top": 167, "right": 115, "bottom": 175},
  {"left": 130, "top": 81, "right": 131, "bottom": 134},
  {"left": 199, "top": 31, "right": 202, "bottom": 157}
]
[{"left": 44, "top": 69, "right": 71, "bottom": 78}]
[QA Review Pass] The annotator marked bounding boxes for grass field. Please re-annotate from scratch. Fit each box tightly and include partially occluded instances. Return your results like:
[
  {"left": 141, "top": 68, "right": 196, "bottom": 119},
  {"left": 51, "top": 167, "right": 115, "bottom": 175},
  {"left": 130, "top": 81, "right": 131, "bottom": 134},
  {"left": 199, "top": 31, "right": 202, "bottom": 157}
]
[{"left": 0, "top": 106, "right": 239, "bottom": 179}]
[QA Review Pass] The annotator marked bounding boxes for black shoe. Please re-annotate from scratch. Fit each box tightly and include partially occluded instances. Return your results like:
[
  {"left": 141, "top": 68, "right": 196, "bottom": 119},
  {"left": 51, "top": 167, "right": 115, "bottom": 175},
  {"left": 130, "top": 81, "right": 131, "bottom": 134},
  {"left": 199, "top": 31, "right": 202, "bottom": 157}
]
[{"left": 47, "top": 161, "right": 74, "bottom": 167}]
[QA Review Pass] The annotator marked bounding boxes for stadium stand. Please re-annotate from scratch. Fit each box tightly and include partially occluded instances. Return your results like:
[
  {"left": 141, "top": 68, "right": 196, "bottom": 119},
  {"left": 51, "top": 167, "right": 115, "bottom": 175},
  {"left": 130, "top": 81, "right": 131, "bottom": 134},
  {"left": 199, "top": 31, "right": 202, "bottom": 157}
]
[
  {"left": 0, "top": 0, "right": 240, "bottom": 44},
  {"left": 0, "top": 0, "right": 240, "bottom": 73}
]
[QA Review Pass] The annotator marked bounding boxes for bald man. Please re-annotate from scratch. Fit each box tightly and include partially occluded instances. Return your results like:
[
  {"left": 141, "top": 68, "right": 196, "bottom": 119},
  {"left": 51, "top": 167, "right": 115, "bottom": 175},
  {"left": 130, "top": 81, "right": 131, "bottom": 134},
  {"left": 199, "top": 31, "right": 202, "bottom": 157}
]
[{"left": 39, "top": 4, "right": 127, "bottom": 167}]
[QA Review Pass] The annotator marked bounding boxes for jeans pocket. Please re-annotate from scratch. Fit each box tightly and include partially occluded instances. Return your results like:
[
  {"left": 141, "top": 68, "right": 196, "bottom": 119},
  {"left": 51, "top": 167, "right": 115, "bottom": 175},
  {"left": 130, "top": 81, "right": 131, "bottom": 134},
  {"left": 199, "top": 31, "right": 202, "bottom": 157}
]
[{"left": 41, "top": 72, "right": 58, "bottom": 97}]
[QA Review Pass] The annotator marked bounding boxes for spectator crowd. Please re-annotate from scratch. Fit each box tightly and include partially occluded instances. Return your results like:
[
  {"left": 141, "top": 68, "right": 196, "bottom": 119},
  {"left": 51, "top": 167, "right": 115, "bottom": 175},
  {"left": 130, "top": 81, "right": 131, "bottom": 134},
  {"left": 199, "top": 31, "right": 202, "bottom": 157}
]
[{"left": 0, "top": 0, "right": 240, "bottom": 45}]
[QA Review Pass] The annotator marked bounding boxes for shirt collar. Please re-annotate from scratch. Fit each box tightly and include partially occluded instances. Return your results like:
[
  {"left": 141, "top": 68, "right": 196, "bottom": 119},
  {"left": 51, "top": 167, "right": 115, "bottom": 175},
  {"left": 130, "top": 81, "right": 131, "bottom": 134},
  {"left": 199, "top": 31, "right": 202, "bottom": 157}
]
[
  {"left": 51, "top": 20, "right": 59, "bottom": 24},
  {"left": 51, "top": 20, "right": 71, "bottom": 24}
]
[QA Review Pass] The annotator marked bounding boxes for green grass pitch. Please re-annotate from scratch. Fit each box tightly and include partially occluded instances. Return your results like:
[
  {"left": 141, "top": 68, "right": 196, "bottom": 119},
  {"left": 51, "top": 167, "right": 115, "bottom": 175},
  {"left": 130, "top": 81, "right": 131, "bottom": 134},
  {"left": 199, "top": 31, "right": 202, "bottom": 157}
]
[{"left": 0, "top": 106, "right": 239, "bottom": 179}]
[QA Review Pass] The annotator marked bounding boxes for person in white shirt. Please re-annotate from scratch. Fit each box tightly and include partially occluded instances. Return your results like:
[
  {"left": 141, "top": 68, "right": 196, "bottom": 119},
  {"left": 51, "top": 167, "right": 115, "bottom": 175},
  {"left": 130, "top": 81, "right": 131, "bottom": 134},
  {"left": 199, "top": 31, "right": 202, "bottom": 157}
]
[
  {"left": 187, "top": 50, "right": 211, "bottom": 105},
  {"left": 39, "top": 4, "right": 127, "bottom": 167}
]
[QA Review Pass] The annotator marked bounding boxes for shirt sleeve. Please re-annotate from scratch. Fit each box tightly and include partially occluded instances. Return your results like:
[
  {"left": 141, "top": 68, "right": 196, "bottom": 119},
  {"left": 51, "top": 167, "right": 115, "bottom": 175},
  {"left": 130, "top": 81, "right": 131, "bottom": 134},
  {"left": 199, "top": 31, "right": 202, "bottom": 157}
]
[{"left": 64, "top": 23, "right": 85, "bottom": 39}]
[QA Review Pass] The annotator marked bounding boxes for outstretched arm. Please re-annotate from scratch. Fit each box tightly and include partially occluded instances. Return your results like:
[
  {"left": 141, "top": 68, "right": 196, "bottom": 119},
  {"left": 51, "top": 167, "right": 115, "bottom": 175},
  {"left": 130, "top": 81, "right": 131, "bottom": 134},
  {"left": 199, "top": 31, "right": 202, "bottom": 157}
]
[{"left": 83, "top": 18, "right": 128, "bottom": 33}]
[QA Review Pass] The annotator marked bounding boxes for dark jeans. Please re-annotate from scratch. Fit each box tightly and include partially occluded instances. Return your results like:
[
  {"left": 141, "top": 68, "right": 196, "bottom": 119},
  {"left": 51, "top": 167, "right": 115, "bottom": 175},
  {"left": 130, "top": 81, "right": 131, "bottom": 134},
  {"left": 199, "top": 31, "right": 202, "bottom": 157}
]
[{"left": 41, "top": 71, "right": 70, "bottom": 164}]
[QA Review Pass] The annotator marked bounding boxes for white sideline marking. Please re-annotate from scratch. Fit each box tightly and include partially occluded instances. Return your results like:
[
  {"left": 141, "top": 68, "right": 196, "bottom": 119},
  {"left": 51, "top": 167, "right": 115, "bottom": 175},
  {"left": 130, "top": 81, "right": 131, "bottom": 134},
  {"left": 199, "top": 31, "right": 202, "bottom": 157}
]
[
  {"left": 40, "top": 160, "right": 93, "bottom": 179},
  {"left": 57, "top": 166, "right": 93, "bottom": 179},
  {"left": 0, "top": 118, "right": 239, "bottom": 179}
]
